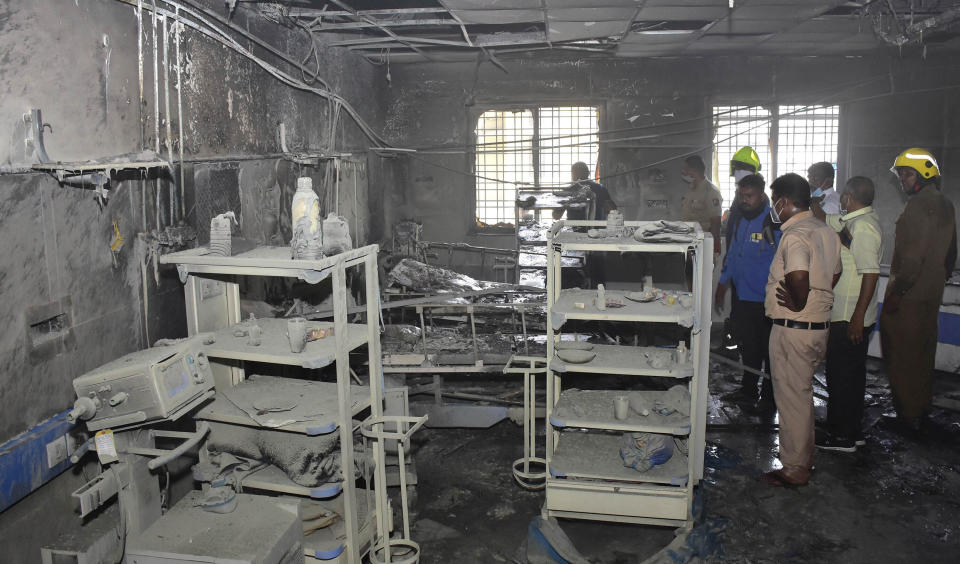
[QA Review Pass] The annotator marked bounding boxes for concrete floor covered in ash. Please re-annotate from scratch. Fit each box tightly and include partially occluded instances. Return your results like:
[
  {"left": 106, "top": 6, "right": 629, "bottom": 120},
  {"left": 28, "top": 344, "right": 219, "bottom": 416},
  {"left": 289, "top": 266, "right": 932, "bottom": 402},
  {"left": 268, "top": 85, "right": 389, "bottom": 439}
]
[{"left": 406, "top": 360, "right": 960, "bottom": 563}]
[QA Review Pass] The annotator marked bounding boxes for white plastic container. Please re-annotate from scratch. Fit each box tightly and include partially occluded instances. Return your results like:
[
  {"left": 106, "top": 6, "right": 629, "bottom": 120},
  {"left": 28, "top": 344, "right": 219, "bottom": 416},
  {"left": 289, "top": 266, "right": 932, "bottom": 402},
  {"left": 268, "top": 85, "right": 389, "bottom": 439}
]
[
  {"left": 291, "top": 177, "right": 322, "bottom": 260},
  {"left": 322, "top": 212, "right": 353, "bottom": 256}
]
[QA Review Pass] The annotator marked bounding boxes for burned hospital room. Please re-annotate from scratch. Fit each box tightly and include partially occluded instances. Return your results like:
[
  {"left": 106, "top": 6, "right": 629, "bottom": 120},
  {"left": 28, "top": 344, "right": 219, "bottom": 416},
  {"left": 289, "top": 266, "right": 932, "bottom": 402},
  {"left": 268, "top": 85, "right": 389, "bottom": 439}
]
[{"left": 5, "top": 1, "right": 960, "bottom": 563}]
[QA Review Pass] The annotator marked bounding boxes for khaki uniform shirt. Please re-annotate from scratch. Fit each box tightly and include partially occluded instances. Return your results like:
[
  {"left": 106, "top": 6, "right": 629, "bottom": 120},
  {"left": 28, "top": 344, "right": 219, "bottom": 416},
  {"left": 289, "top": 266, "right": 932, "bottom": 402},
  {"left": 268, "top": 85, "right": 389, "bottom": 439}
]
[
  {"left": 680, "top": 179, "right": 722, "bottom": 232},
  {"left": 765, "top": 211, "right": 843, "bottom": 322},
  {"left": 826, "top": 207, "right": 883, "bottom": 324},
  {"left": 888, "top": 185, "right": 958, "bottom": 303}
]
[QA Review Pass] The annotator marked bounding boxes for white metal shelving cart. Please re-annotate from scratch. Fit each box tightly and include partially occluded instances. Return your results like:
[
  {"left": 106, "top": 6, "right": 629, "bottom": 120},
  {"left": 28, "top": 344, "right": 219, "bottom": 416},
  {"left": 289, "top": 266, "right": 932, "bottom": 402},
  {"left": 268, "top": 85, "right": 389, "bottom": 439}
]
[
  {"left": 161, "top": 244, "right": 424, "bottom": 564},
  {"left": 543, "top": 221, "right": 711, "bottom": 528}
]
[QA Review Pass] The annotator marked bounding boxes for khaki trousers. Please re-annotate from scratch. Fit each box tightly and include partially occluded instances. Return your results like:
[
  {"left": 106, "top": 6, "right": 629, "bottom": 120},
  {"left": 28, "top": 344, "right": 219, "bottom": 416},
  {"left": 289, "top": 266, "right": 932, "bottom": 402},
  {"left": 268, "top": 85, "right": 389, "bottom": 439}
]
[{"left": 769, "top": 324, "right": 828, "bottom": 483}]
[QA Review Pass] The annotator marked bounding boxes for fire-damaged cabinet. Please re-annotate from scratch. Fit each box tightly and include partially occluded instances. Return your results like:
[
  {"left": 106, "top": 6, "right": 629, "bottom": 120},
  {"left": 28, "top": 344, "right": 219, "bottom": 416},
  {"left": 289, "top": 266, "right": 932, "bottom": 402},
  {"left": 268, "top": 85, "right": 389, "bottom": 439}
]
[
  {"left": 543, "top": 220, "right": 711, "bottom": 527},
  {"left": 161, "top": 245, "right": 424, "bottom": 564}
]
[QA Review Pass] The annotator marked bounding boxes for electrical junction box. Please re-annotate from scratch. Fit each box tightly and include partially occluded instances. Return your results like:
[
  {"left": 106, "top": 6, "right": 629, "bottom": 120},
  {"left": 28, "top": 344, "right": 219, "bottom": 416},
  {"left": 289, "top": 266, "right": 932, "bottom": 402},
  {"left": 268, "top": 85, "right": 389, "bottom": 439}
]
[{"left": 70, "top": 334, "right": 215, "bottom": 431}]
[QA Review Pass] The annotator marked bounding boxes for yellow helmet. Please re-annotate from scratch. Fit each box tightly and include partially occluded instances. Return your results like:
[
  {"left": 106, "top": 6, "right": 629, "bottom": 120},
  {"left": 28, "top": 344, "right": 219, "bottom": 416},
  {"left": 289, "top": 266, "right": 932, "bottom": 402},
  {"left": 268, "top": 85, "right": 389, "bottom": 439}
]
[
  {"left": 730, "top": 146, "right": 761, "bottom": 177},
  {"left": 891, "top": 147, "right": 940, "bottom": 179}
]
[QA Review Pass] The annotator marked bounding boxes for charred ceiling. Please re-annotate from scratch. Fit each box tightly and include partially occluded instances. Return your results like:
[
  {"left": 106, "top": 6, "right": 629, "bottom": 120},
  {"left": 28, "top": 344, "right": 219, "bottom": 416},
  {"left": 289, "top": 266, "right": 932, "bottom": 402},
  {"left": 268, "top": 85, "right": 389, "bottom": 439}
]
[{"left": 228, "top": 1, "right": 960, "bottom": 63}]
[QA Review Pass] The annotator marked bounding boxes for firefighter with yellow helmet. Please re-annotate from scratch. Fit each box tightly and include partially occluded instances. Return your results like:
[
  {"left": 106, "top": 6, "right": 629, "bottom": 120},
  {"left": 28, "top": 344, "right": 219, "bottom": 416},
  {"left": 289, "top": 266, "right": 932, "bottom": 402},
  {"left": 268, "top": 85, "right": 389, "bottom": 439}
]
[
  {"left": 724, "top": 146, "right": 765, "bottom": 253},
  {"left": 880, "top": 148, "right": 957, "bottom": 432}
]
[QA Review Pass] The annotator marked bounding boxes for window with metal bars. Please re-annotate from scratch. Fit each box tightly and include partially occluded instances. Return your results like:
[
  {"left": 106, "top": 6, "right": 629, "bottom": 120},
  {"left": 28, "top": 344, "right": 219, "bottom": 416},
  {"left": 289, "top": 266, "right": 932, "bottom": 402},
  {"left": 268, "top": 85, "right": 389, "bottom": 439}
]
[
  {"left": 474, "top": 106, "right": 599, "bottom": 226},
  {"left": 712, "top": 105, "right": 839, "bottom": 210}
]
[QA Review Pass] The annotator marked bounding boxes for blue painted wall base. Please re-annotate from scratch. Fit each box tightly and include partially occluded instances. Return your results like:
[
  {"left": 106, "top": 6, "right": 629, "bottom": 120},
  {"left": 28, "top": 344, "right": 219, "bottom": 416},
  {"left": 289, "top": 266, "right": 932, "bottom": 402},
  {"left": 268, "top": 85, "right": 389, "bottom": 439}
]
[{"left": 0, "top": 410, "right": 77, "bottom": 513}]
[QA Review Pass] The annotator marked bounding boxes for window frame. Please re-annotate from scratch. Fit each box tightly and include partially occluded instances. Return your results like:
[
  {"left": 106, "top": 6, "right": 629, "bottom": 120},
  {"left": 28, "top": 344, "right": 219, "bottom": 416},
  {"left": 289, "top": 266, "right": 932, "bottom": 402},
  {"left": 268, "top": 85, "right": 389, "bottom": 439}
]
[
  {"left": 469, "top": 102, "right": 602, "bottom": 232},
  {"left": 711, "top": 102, "right": 842, "bottom": 211}
]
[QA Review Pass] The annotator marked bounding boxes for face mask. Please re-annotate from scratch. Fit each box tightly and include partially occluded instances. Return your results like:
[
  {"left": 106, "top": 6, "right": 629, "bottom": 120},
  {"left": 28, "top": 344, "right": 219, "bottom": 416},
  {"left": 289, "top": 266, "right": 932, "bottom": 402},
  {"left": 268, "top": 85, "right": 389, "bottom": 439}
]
[
  {"left": 680, "top": 174, "right": 694, "bottom": 183},
  {"left": 769, "top": 198, "right": 784, "bottom": 224},
  {"left": 734, "top": 169, "right": 751, "bottom": 182},
  {"left": 811, "top": 187, "right": 824, "bottom": 198}
]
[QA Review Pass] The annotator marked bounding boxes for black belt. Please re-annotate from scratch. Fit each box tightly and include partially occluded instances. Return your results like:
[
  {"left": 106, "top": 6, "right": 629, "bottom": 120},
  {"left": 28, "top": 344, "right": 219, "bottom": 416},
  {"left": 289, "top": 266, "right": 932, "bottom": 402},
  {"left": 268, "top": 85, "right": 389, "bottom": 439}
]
[{"left": 772, "top": 318, "right": 830, "bottom": 330}]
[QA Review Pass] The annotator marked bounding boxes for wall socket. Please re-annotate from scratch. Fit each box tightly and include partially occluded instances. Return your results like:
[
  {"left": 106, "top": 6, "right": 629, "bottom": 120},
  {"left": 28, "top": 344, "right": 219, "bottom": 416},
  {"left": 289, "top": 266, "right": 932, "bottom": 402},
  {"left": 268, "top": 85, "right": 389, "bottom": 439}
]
[{"left": 45, "top": 435, "right": 70, "bottom": 468}]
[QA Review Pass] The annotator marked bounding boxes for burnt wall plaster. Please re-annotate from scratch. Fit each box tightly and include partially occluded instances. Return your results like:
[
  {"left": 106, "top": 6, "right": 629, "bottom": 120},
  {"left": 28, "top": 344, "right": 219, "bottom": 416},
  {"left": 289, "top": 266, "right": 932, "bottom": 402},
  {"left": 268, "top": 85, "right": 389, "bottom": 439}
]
[
  {"left": 0, "top": 0, "right": 390, "bottom": 557},
  {"left": 387, "top": 55, "right": 960, "bottom": 268}
]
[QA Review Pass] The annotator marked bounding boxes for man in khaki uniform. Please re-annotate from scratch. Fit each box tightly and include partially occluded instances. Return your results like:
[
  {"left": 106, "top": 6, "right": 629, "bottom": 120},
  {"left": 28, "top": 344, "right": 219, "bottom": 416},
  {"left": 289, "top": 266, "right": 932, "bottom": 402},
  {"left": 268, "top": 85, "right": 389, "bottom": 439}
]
[
  {"left": 680, "top": 155, "right": 722, "bottom": 254},
  {"left": 760, "top": 173, "right": 842, "bottom": 487},
  {"left": 812, "top": 177, "right": 883, "bottom": 452},
  {"left": 880, "top": 148, "right": 957, "bottom": 432}
]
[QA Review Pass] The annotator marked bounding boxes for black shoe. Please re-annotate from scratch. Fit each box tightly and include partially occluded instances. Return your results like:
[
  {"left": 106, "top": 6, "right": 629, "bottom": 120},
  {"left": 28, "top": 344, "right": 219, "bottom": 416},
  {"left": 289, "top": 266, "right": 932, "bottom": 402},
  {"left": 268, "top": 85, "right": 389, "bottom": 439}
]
[{"left": 815, "top": 431, "right": 857, "bottom": 453}]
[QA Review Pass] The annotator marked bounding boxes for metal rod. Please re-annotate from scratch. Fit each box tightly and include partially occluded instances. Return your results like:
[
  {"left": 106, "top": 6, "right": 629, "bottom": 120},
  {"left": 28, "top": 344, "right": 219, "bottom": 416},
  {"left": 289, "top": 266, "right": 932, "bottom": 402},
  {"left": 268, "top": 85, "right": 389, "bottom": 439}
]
[
  {"left": 137, "top": 0, "right": 147, "bottom": 232},
  {"left": 469, "top": 308, "right": 479, "bottom": 363},
  {"left": 151, "top": 1, "right": 161, "bottom": 228},
  {"left": 175, "top": 5, "right": 185, "bottom": 220},
  {"left": 163, "top": 14, "right": 175, "bottom": 223},
  {"left": 710, "top": 352, "right": 769, "bottom": 380}
]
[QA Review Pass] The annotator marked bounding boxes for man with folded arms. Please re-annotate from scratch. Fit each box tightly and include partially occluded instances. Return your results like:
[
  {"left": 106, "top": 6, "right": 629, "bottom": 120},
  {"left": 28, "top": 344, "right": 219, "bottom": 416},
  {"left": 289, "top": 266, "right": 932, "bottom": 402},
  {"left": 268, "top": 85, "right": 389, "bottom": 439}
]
[{"left": 760, "top": 173, "right": 842, "bottom": 487}]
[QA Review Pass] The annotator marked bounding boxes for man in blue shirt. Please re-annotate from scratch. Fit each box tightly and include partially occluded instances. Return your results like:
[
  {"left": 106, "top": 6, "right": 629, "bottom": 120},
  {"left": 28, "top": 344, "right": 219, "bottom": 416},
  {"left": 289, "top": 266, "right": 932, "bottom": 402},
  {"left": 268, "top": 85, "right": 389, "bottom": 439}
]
[{"left": 716, "top": 174, "right": 781, "bottom": 410}]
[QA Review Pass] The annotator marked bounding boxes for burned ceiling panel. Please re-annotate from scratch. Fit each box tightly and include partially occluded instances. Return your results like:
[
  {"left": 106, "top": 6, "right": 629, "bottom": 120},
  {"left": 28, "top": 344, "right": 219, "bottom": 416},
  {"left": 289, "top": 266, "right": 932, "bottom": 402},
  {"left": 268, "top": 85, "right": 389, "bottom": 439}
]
[{"left": 268, "top": 0, "right": 960, "bottom": 63}]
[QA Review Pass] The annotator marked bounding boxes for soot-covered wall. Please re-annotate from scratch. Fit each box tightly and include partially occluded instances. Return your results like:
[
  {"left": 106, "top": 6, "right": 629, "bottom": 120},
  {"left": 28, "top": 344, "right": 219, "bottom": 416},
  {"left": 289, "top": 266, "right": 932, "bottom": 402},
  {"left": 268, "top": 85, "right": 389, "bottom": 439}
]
[
  {"left": 386, "top": 54, "right": 960, "bottom": 266},
  {"left": 0, "top": 0, "right": 389, "bottom": 557}
]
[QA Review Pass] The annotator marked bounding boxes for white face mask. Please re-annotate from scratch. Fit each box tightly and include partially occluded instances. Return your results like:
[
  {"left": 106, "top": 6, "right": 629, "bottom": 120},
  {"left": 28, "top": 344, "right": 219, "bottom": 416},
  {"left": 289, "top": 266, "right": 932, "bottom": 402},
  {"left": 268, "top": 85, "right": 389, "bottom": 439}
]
[
  {"left": 769, "top": 198, "right": 784, "bottom": 224},
  {"left": 680, "top": 174, "right": 695, "bottom": 183},
  {"left": 734, "top": 169, "right": 752, "bottom": 182}
]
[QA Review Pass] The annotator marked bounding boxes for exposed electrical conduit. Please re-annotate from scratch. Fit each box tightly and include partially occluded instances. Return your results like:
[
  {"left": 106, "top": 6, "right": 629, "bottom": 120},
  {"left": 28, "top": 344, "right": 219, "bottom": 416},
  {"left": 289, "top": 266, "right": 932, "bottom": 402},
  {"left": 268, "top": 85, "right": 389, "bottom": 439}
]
[
  {"left": 875, "top": 5, "right": 960, "bottom": 46},
  {"left": 175, "top": 5, "right": 185, "bottom": 220},
  {"left": 151, "top": 0, "right": 161, "bottom": 229},
  {"left": 163, "top": 13, "right": 175, "bottom": 223},
  {"left": 175, "top": 0, "right": 331, "bottom": 91},
  {"left": 137, "top": 0, "right": 147, "bottom": 233},
  {"left": 117, "top": 0, "right": 397, "bottom": 150},
  {"left": 146, "top": 0, "right": 393, "bottom": 149}
]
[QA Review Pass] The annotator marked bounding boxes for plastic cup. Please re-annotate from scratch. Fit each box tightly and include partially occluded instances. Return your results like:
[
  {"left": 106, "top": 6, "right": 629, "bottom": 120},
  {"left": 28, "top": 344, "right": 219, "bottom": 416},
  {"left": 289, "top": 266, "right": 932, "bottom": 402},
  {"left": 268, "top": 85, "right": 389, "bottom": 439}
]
[
  {"left": 286, "top": 318, "right": 307, "bottom": 353},
  {"left": 614, "top": 396, "right": 630, "bottom": 420}
]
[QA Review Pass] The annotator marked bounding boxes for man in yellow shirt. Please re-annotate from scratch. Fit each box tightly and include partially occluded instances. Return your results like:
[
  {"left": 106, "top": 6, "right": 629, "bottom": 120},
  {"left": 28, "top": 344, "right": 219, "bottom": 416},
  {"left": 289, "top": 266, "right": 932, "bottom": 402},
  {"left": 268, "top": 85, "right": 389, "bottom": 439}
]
[{"left": 811, "top": 177, "right": 882, "bottom": 452}]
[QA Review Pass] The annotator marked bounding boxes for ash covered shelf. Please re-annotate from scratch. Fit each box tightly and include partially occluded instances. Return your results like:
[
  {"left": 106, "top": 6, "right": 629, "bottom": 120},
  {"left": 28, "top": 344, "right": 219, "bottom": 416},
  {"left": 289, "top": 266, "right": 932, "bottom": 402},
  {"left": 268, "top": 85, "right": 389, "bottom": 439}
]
[
  {"left": 543, "top": 219, "right": 710, "bottom": 527},
  {"left": 551, "top": 344, "right": 693, "bottom": 377},
  {"left": 551, "top": 289, "right": 695, "bottom": 327},
  {"left": 194, "top": 375, "right": 370, "bottom": 435},
  {"left": 550, "top": 390, "right": 691, "bottom": 434},
  {"left": 242, "top": 464, "right": 343, "bottom": 499},
  {"left": 552, "top": 229, "right": 695, "bottom": 253},
  {"left": 203, "top": 318, "right": 369, "bottom": 369},
  {"left": 125, "top": 491, "right": 302, "bottom": 563},
  {"left": 160, "top": 244, "right": 379, "bottom": 283},
  {"left": 549, "top": 432, "right": 689, "bottom": 486}
]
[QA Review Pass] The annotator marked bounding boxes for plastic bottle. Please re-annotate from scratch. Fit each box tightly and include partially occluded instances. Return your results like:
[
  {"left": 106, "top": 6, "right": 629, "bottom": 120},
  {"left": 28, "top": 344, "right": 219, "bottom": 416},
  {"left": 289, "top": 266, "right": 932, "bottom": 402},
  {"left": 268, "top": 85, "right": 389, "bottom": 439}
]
[{"left": 291, "top": 177, "right": 322, "bottom": 259}]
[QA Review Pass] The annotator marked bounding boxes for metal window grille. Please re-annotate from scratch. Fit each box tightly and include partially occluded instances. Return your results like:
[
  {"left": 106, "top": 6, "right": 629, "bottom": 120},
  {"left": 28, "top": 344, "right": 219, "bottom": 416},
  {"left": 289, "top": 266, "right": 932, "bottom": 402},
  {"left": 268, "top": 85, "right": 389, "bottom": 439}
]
[
  {"left": 776, "top": 105, "right": 840, "bottom": 180},
  {"left": 475, "top": 110, "right": 534, "bottom": 225},
  {"left": 474, "top": 106, "right": 599, "bottom": 225},
  {"left": 713, "top": 105, "right": 839, "bottom": 210},
  {"left": 538, "top": 106, "right": 600, "bottom": 190},
  {"left": 713, "top": 106, "right": 772, "bottom": 210}
]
